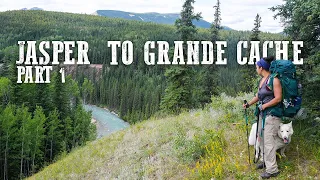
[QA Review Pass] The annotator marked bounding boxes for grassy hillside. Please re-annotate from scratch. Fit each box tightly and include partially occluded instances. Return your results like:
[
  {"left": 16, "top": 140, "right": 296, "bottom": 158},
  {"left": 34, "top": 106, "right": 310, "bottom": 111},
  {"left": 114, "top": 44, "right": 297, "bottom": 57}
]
[{"left": 29, "top": 94, "right": 320, "bottom": 179}]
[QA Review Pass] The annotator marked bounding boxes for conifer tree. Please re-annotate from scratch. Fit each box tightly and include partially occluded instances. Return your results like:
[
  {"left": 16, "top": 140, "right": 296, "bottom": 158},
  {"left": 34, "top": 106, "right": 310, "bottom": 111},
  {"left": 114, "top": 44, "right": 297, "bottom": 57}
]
[
  {"left": 251, "top": 14, "right": 262, "bottom": 41},
  {"left": 53, "top": 70, "right": 70, "bottom": 121},
  {"left": 30, "top": 106, "right": 46, "bottom": 174},
  {"left": 16, "top": 105, "right": 32, "bottom": 178},
  {"left": 62, "top": 116, "right": 73, "bottom": 152},
  {"left": 0, "top": 77, "right": 11, "bottom": 106},
  {"left": 246, "top": 14, "right": 262, "bottom": 57},
  {"left": 200, "top": 0, "right": 222, "bottom": 105},
  {"left": 241, "top": 14, "right": 262, "bottom": 92},
  {"left": 161, "top": 0, "right": 201, "bottom": 113},
  {"left": 46, "top": 109, "right": 62, "bottom": 162},
  {"left": 34, "top": 84, "right": 53, "bottom": 116},
  {"left": 81, "top": 78, "right": 94, "bottom": 105},
  {"left": 0, "top": 104, "right": 17, "bottom": 180},
  {"left": 211, "top": 0, "right": 222, "bottom": 42}
]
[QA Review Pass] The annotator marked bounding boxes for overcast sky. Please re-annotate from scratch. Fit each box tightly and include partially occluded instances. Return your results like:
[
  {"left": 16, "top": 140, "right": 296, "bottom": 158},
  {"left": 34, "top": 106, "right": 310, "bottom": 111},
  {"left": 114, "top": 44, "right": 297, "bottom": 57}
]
[{"left": 0, "top": 0, "right": 285, "bottom": 33}]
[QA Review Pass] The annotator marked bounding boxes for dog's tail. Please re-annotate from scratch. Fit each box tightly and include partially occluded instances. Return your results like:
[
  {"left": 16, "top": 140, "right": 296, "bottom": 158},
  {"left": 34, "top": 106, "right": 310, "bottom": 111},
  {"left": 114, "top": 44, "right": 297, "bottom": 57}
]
[{"left": 248, "top": 122, "right": 257, "bottom": 145}]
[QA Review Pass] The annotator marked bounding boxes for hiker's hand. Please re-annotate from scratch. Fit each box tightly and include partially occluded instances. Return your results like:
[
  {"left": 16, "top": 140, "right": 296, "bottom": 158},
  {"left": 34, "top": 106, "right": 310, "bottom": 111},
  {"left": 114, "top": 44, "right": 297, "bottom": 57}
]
[
  {"left": 243, "top": 103, "right": 249, "bottom": 109},
  {"left": 258, "top": 104, "right": 264, "bottom": 111}
]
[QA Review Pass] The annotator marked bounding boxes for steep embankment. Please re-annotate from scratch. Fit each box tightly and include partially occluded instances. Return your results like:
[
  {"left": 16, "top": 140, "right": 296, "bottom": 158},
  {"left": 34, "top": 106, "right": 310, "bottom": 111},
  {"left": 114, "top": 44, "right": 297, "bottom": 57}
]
[{"left": 29, "top": 94, "right": 320, "bottom": 179}]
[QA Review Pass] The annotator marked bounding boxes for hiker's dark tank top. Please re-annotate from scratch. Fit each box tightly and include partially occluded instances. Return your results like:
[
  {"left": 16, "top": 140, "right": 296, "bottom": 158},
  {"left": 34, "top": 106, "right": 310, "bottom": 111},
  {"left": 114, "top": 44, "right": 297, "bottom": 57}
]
[
  {"left": 256, "top": 76, "right": 283, "bottom": 118},
  {"left": 258, "top": 76, "right": 274, "bottom": 104}
]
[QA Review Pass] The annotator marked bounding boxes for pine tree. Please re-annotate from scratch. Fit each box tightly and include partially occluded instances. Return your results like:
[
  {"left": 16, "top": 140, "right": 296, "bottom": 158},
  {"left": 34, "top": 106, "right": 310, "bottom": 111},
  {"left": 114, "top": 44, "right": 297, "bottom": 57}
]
[
  {"left": 251, "top": 14, "right": 262, "bottom": 41},
  {"left": 66, "top": 75, "right": 81, "bottom": 109},
  {"left": 241, "top": 14, "right": 262, "bottom": 93},
  {"left": 175, "top": 0, "right": 202, "bottom": 41},
  {"left": 72, "top": 105, "right": 92, "bottom": 147},
  {"left": 0, "top": 77, "right": 11, "bottom": 106},
  {"left": 246, "top": 14, "right": 262, "bottom": 57},
  {"left": 0, "top": 104, "right": 17, "bottom": 180},
  {"left": 211, "top": 0, "right": 222, "bottom": 42},
  {"left": 34, "top": 84, "right": 53, "bottom": 116},
  {"left": 46, "top": 109, "right": 62, "bottom": 162},
  {"left": 62, "top": 116, "right": 73, "bottom": 152},
  {"left": 16, "top": 105, "right": 32, "bottom": 178},
  {"left": 53, "top": 70, "right": 70, "bottom": 121},
  {"left": 199, "top": 0, "right": 222, "bottom": 106},
  {"left": 161, "top": 0, "right": 201, "bottom": 113},
  {"left": 81, "top": 78, "right": 94, "bottom": 105},
  {"left": 30, "top": 106, "right": 46, "bottom": 174}
]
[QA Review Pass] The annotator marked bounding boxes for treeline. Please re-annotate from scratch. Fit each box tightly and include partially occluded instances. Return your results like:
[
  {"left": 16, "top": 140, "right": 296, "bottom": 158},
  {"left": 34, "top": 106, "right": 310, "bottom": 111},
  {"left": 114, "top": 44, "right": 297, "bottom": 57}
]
[
  {"left": 0, "top": 67, "right": 96, "bottom": 179},
  {"left": 0, "top": 9, "right": 285, "bottom": 123}
]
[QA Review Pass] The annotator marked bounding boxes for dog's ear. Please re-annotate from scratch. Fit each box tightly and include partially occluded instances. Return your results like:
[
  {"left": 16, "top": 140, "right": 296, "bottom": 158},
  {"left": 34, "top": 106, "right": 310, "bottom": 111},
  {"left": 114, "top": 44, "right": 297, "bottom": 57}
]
[
  {"left": 279, "top": 123, "right": 283, "bottom": 128},
  {"left": 289, "top": 121, "right": 292, "bottom": 126}
]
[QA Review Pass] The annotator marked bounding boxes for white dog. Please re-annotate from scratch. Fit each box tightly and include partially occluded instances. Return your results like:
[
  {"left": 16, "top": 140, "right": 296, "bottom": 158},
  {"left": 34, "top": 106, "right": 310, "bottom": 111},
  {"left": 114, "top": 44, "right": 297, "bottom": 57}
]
[{"left": 249, "top": 121, "right": 294, "bottom": 161}]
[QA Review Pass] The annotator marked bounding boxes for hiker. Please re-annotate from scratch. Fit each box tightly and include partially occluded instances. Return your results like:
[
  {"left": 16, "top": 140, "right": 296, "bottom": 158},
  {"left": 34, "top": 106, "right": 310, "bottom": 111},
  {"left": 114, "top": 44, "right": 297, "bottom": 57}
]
[{"left": 243, "top": 56, "right": 283, "bottom": 179}]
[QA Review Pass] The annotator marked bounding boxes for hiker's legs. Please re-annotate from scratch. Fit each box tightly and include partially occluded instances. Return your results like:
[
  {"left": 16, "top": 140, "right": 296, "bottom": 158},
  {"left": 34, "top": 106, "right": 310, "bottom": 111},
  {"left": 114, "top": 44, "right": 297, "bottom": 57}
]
[{"left": 264, "top": 115, "right": 281, "bottom": 174}]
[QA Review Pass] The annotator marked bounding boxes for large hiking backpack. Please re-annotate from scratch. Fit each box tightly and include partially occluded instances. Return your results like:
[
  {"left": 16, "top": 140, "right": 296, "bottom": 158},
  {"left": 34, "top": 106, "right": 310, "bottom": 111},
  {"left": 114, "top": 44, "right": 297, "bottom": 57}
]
[{"left": 267, "top": 60, "right": 302, "bottom": 118}]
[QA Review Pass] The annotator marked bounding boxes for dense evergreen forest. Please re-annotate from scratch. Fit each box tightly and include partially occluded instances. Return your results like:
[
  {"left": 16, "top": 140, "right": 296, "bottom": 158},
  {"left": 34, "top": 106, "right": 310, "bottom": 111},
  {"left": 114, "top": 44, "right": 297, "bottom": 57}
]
[
  {"left": 0, "top": 10, "right": 285, "bottom": 121},
  {"left": 0, "top": 70, "right": 96, "bottom": 179},
  {"left": 0, "top": 0, "right": 319, "bottom": 178}
]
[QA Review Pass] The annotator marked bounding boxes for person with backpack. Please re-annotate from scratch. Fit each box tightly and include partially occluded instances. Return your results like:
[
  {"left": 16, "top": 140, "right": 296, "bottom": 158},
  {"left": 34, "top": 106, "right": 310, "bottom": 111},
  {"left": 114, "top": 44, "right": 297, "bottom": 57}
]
[{"left": 244, "top": 56, "right": 283, "bottom": 178}]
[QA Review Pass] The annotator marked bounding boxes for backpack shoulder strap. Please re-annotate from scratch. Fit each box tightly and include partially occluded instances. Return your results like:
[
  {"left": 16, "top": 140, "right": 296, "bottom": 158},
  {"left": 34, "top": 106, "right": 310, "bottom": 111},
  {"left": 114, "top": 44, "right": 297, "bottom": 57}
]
[{"left": 267, "top": 73, "right": 278, "bottom": 91}]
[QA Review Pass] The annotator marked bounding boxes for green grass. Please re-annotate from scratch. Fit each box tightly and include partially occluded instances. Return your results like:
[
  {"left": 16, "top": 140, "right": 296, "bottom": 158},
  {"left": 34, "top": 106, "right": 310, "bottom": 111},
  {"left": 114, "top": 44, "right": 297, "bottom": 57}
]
[{"left": 29, "top": 93, "right": 320, "bottom": 179}]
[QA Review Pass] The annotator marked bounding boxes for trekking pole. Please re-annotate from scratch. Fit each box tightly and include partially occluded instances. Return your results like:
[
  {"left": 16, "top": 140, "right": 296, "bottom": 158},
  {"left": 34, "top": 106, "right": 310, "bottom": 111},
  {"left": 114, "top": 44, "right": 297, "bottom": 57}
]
[
  {"left": 253, "top": 109, "right": 260, "bottom": 163},
  {"left": 244, "top": 100, "right": 251, "bottom": 165},
  {"left": 262, "top": 112, "right": 266, "bottom": 169}
]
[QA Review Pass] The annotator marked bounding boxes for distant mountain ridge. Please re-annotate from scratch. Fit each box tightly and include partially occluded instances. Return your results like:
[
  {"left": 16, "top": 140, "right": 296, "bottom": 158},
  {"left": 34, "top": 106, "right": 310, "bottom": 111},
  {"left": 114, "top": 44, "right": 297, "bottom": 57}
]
[
  {"left": 95, "top": 10, "right": 232, "bottom": 30},
  {"left": 20, "top": 7, "right": 43, "bottom": 10}
]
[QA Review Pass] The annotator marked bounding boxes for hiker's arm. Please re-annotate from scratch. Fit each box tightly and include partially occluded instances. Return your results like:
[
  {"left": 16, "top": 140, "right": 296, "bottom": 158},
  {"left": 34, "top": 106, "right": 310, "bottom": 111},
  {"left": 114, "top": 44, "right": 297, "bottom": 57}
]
[
  {"left": 248, "top": 94, "right": 259, "bottom": 106},
  {"left": 261, "top": 78, "right": 282, "bottom": 110}
]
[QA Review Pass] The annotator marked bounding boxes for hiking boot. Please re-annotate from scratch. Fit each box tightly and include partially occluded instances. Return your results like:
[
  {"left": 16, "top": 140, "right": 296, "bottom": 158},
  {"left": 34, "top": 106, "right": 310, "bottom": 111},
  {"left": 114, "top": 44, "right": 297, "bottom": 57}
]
[
  {"left": 256, "top": 162, "right": 265, "bottom": 169},
  {"left": 261, "top": 171, "right": 280, "bottom": 179}
]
